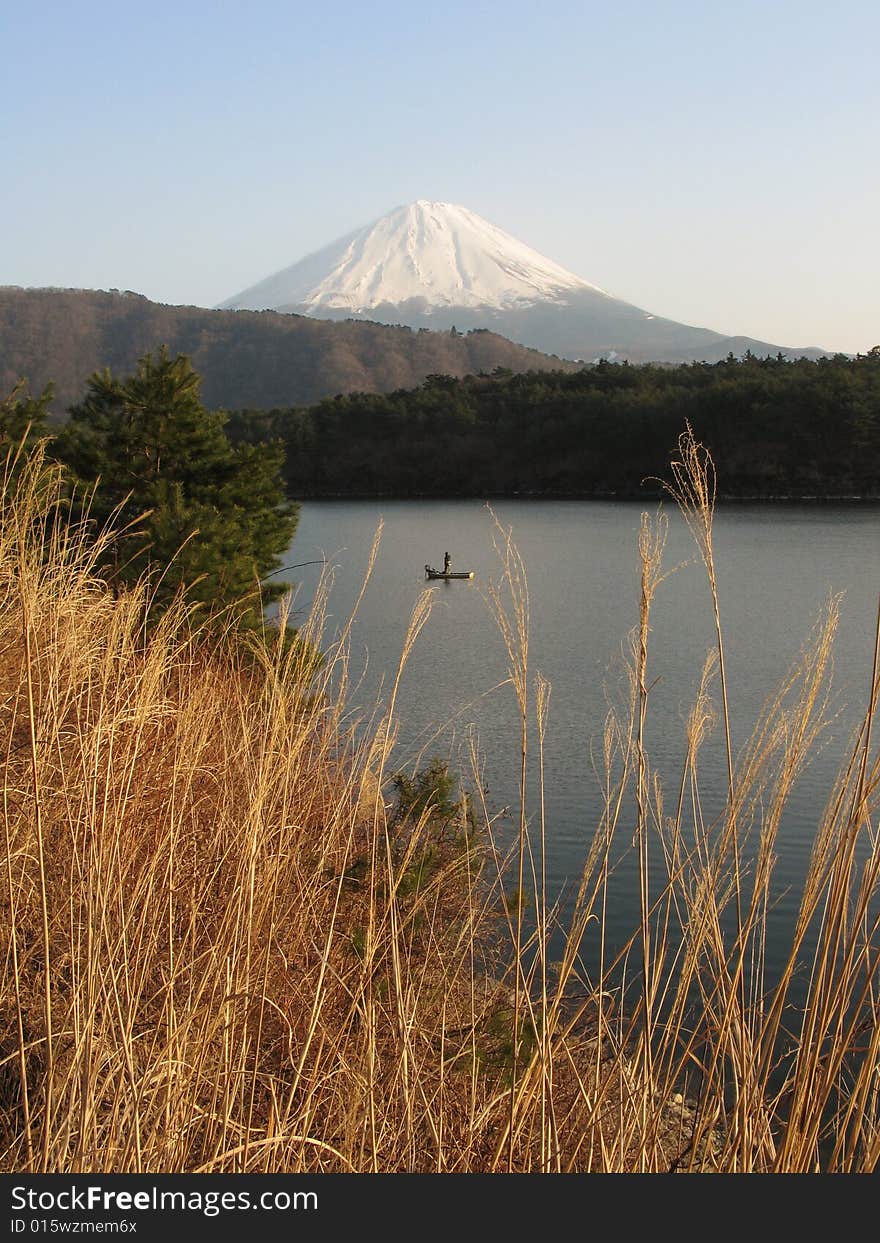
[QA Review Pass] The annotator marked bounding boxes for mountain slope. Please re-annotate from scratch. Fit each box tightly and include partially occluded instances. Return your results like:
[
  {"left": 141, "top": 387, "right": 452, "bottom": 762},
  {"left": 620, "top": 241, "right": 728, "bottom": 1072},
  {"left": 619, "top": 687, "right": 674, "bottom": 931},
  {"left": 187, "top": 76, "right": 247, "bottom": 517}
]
[
  {"left": 0, "top": 286, "right": 578, "bottom": 415},
  {"left": 221, "top": 200, "right": 828, "bottom": 364}
]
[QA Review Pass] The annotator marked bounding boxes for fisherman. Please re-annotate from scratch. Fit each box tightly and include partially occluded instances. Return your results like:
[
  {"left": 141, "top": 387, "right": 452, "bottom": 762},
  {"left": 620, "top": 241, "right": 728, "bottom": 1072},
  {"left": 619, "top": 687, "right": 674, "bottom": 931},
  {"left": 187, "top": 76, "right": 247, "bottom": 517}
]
[{"left": 443, "top": 551, "right": 451, "bottom": 573}]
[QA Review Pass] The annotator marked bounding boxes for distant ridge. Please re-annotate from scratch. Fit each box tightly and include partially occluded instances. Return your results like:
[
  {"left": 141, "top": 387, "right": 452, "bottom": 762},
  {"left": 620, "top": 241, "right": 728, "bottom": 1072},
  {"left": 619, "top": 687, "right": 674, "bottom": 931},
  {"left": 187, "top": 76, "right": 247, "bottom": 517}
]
[
  {"left": 0, "top": 285, "right": 578, "bottom": 414},
  {"left": 221, "top": 200, "right": 830, "bottom": 364}
]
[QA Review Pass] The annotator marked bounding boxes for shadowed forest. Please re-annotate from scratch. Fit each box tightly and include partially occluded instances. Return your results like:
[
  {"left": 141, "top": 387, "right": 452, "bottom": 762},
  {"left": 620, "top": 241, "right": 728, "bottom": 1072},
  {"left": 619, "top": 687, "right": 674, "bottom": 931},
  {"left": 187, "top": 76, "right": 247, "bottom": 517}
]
[{"left": 228, "top": 349, "right": 880, "bottom": 499}]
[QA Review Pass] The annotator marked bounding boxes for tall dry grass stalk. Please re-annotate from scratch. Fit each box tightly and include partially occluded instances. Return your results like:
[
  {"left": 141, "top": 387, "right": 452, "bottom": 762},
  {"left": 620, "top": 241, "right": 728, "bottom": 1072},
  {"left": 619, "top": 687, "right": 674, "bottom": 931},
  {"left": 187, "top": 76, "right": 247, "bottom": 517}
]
[{"left": 1, "top": 436, "right": 878, "bottom": 1173}]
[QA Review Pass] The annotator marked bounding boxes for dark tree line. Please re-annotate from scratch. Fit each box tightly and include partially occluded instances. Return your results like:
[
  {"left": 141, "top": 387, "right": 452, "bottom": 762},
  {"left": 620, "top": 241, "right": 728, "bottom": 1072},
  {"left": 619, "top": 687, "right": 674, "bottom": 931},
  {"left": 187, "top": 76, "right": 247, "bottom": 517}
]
[{"left": 226, "top": 350, "right": 880, "bottom": 500}]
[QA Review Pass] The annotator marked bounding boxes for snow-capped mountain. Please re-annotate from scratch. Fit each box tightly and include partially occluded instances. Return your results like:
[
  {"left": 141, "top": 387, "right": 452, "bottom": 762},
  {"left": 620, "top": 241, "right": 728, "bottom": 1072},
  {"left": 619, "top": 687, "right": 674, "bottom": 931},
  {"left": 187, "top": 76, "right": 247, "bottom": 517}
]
[
  {"left": 220, "top": 201, "right": 827, "bottom": 364},
  {"left": 221, "top": 200, "right": 604, "bottom": 314}
]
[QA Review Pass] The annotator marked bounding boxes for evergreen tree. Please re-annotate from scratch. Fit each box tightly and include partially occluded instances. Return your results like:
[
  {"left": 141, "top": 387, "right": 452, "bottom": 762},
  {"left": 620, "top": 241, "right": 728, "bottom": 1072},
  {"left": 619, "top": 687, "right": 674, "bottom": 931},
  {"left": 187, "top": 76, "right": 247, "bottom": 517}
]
[
  {"left": 58, "top": 348, "right": 299, "bottom": 629},
  {"left": 0, "top": 380, "right": 53, "bottom": 456}
]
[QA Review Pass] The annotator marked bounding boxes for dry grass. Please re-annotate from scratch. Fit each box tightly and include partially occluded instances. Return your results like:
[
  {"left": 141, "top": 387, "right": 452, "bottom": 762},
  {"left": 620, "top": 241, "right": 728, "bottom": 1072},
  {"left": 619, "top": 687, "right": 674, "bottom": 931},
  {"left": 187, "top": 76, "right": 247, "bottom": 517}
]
[{"left": 1, "top": 432, "right": 879, "bottom": 1173}]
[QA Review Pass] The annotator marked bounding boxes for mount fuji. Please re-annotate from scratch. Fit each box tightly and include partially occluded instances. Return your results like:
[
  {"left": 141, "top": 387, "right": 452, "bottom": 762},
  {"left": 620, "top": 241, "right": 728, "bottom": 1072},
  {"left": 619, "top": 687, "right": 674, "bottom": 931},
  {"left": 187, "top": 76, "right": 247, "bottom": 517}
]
[{"left": 220, "top": 200, "right": 827, "bottom": 365}]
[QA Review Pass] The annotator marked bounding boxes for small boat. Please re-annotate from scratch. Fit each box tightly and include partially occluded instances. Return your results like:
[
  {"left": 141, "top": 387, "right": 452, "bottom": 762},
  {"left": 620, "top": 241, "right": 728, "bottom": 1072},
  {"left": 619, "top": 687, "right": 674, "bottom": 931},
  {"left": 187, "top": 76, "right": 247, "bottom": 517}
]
[{"left": 425, "top": 564, "right": 475, "bottom": 581}]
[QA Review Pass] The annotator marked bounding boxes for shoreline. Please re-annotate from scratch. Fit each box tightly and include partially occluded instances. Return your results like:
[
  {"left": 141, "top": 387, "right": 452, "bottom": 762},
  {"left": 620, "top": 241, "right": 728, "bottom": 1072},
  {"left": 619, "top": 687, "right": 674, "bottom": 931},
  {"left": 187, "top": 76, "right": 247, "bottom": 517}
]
[{"left": 292, "top": 490, "right": 880, "bottom": 505}]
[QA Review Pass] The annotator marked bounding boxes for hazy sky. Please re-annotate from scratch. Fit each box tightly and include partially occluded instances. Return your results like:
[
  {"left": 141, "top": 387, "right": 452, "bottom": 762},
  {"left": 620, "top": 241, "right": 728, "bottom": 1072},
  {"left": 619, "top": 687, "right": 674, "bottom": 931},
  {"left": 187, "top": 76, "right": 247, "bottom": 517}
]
[{"left": 5, "top": 0, "right": 878, "bottom": 353}]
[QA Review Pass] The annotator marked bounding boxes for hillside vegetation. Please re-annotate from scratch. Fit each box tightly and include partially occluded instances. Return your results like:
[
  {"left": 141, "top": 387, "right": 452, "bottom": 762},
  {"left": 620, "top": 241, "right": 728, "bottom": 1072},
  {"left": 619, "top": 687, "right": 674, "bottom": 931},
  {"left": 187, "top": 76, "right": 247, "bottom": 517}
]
[
  {"left": 228, "top": 349, "right": 880, "bottom": 498},
  {"left": 0, "top": 287, "right": 577, "bottom": 415}
]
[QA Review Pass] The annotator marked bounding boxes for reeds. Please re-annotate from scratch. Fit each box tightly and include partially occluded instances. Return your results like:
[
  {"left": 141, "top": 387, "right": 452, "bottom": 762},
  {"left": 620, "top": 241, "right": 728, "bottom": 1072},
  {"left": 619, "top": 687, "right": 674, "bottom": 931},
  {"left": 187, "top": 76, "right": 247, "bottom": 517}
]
[{"left": 1, "top": 432, "right": 878, "bottom": 1173}]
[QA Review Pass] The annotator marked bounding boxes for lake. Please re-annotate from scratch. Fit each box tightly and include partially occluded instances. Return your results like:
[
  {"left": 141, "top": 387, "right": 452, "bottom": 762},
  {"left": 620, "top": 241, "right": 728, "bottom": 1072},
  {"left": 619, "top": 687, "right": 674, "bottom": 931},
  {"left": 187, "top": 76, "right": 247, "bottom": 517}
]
[{"left": 283, "top": 499, "right": 880, "bottom": 985}]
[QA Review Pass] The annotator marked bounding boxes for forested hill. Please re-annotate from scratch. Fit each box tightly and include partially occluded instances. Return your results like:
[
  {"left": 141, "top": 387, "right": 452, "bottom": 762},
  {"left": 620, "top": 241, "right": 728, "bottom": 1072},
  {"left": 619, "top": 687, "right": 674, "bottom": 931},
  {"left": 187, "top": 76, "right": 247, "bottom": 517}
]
[
  {"left": 0, "top": 286, "right": 578, "bottom": 414},
  {"left": 227, "top": 351, "right": 880, "bottom": 500}
]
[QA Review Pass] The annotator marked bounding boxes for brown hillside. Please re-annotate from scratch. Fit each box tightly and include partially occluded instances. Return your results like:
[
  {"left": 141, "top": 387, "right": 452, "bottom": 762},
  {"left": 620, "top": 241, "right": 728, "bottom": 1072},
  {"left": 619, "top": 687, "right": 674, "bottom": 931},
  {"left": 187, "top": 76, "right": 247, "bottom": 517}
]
[{"left": 0, "top": 286, "right": 578, "bottom": 413}]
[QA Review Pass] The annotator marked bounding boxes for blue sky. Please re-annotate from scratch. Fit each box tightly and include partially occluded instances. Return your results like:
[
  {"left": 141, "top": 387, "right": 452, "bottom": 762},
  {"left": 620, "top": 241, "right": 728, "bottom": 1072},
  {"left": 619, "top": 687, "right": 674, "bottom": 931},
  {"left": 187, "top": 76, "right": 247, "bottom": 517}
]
[{"left": 4, "top": 0, "right": 878, "bottom": 352}]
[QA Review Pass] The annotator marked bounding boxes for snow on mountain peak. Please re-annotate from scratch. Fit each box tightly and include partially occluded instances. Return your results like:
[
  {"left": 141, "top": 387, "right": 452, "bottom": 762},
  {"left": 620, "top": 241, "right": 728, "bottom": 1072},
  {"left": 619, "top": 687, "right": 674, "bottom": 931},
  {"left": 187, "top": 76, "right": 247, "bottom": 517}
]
[{"left": 221, "top": 200, "right": 608, "bottom": 314}]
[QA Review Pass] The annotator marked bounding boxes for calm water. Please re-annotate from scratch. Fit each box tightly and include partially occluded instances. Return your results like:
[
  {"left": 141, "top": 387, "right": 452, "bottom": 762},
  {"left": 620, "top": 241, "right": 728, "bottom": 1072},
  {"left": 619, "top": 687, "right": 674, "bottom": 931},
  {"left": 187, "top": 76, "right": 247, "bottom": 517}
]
[{"left": 284, "top": 500, "right": 880, "bottom": 984}]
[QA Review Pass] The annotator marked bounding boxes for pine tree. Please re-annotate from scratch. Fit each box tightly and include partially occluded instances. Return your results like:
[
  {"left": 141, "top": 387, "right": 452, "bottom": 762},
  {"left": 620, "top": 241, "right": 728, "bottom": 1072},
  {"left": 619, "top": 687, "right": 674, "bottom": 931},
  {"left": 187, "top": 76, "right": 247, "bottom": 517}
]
[
  {"left": 0, "top": 380, "right": 53, "bottom": 455},
  {"left": 58, "top": 348, "right": 299, "bottom": 629}
]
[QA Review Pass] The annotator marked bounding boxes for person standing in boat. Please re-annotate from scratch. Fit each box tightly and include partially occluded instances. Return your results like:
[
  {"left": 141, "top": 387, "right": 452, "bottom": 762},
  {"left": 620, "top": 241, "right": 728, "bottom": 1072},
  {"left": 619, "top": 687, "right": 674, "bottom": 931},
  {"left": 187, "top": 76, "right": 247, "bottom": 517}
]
[{"left": 443, "top": 551, "right": 451, "bottom": 574}]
